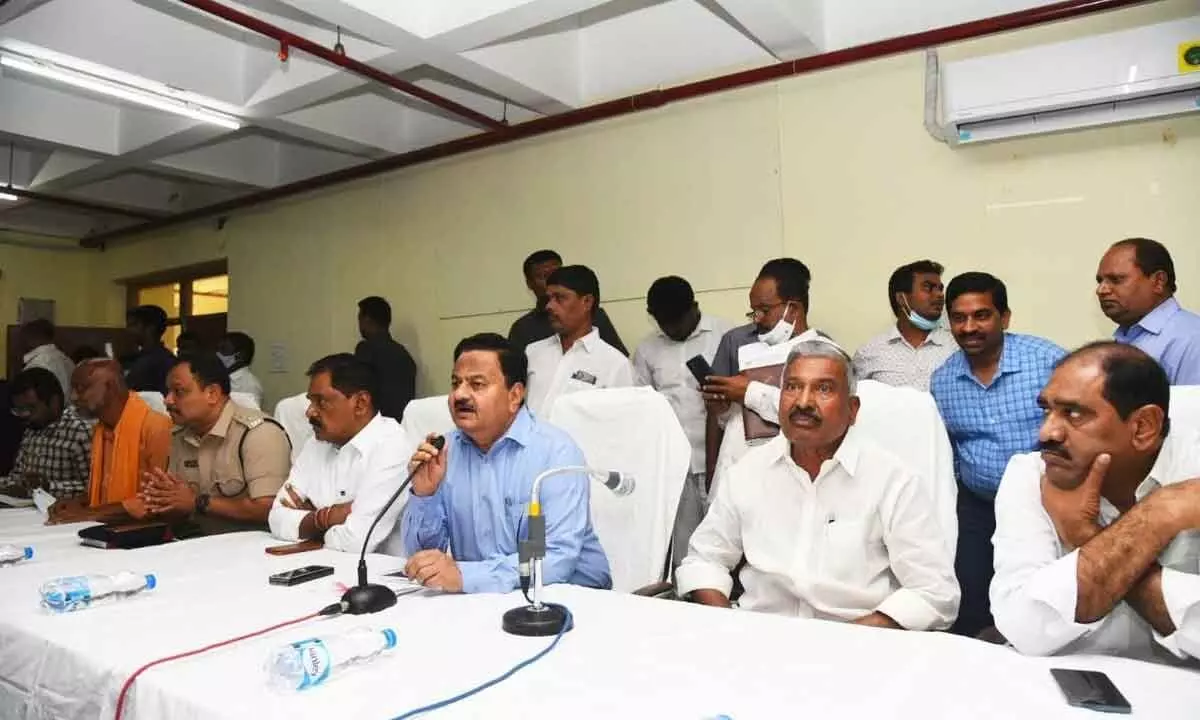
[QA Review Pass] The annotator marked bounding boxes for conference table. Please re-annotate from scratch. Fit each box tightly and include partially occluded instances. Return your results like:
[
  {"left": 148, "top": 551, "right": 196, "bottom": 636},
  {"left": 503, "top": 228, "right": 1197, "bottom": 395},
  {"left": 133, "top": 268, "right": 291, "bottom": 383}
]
[{"left": 1, "top": 508, "right": 1198, "bottom": 720}]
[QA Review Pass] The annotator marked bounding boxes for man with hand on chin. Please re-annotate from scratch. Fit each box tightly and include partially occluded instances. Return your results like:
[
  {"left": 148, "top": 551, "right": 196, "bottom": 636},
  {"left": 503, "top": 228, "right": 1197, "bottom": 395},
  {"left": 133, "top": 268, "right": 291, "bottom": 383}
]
[
  {"left": 992, "top": 342, "right": 1200, "bottom": 663},
  {"left": 400, "top": 333, "right": 610, "bottom": 594},
  {"left": 677, "top": 340, "right": 958, "bottom": 628}
]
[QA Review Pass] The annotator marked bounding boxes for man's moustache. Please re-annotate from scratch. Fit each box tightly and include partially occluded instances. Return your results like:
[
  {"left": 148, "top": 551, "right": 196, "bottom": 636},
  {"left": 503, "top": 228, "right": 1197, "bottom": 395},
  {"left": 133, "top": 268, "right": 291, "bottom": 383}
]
[
  {"left": 454, "top": 402, "right": 475, "bottom": 413},
  {"left": 1038, "top": 440, "right": 1070, "bottom": 460},
  {"left": 788, "top": 407, "right": 821, "bottom": 424}
]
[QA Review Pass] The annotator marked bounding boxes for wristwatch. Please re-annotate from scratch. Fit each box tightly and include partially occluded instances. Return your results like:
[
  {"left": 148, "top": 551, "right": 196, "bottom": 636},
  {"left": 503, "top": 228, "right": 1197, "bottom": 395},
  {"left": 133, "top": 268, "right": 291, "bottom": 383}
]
[{"left": 195, "top": 492, "right": 211, "bottom": 515}]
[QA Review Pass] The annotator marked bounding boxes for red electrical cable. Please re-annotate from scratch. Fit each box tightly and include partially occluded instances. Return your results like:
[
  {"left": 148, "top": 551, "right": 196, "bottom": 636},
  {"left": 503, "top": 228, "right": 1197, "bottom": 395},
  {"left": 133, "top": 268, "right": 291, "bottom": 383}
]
[{"left": 113, "top": 611, "right": 321, "bottom": 720}]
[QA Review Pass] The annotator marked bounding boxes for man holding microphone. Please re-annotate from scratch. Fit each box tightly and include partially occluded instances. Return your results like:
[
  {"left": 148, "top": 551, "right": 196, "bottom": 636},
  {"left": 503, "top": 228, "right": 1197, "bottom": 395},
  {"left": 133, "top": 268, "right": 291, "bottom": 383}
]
[{"left": 399, "top": 333, "right": 611, "bottom": 594}]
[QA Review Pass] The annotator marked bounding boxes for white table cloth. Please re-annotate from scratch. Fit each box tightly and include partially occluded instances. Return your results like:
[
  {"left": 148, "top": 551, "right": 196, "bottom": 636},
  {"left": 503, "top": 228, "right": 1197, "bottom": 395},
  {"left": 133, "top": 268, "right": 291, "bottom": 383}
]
[{"left": 1, "top": 510, "right": 1197, "bottom": 720}]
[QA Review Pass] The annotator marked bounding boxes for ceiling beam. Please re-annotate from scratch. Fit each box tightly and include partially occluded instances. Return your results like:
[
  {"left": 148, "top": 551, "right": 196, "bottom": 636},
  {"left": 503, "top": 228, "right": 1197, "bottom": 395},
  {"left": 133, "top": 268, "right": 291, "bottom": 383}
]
[
  {"left": 702, "top": 0, "right": 823, "bottom": 60},
  {"left": 0, "top": 186, "right": 167, "bottom": 220}
]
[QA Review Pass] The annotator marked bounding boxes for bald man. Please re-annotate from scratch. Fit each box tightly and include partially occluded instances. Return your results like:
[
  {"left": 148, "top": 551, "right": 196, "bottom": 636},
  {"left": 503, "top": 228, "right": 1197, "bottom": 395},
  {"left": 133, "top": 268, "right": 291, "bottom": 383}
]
[{"left": 52, "top": 360, "right": 171, "bottom": 523}]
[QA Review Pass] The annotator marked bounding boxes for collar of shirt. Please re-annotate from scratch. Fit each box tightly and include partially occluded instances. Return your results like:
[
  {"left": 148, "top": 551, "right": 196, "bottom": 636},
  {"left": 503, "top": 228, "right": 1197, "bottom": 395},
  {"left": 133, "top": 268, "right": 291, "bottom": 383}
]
[
  {"left": 565, "top": 327, "right": 601, "bottom": 354},
  {"left": 23, "top": 343, "right": 58, "bottom": 364},
  {"left": 761, "top": 426, "right": 862, "bottom": 483},
  {"left": 181, "top": 400, "right": 236, "bottom": 447},
  {"left": 339, "top": 412, "right": 391, "bottom": 457},
  {"left": 948, "top": 332, "right": 1024, "bottom": 383},
  {"left": 452, "top": 406, "right": 535, "bottom": 456},
  {"left": 885, "top": 324, "right": 951, "bottom": 349},
  {"left": 1122, "top": 297, "right": 1182, "bottom": 339},
  {"left": 655, "top": 313, "right": 719, "bottom": 342}
]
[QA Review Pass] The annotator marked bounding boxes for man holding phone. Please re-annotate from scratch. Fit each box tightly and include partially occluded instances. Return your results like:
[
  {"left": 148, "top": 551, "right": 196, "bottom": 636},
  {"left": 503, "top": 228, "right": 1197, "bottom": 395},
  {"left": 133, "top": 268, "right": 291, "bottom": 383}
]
[{"left": 632, "top": 276, "right": 731, "bottom": 561}]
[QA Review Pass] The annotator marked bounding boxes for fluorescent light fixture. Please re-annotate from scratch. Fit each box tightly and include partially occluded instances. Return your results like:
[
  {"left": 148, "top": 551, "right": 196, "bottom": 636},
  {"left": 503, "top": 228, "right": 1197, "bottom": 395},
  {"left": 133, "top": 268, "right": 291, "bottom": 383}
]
[
  {"left": 0, "top": 192, "right": 18, "bottom": 202},
  {"left": 0, "top": 53, "right": 241, "bottom": 130}
]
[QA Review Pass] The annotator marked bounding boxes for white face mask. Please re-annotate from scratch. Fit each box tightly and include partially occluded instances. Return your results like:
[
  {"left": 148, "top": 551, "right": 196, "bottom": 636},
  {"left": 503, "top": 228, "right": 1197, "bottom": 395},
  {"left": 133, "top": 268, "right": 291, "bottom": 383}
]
[
  {"left": 901, "top": 296, "right": 940, "bottom": 332},
  {"left": 757, "top": 302, "right": 795, "bottom": 346}
]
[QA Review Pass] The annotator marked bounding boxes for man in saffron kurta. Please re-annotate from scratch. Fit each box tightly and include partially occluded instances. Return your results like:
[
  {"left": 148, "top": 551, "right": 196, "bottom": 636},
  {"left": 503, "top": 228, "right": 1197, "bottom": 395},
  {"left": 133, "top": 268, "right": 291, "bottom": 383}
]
[{"left": 53, "top": 360, "right": 171, "bottom": 523}]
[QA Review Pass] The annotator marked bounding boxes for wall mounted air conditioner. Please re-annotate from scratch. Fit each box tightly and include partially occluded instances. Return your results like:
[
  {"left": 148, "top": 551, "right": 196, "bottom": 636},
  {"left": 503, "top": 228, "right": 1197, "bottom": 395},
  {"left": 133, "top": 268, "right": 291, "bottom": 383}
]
[{"left": 942, "top": 16, "right": 1200, "bottom": 144}]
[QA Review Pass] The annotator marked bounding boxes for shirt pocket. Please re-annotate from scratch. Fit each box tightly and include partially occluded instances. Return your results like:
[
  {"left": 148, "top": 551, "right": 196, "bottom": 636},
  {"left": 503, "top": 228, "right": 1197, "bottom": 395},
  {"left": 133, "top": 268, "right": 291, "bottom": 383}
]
[{"left": 820, "top": 519, "right": 873, "bottom": 583}]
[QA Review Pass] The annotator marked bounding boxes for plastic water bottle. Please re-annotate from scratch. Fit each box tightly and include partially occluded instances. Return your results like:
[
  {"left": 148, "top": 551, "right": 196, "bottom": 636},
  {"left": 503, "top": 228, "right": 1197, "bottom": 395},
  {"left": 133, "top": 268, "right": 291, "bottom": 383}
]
[
  {"left": 0, "top": 545, "right": 33, "bottom": 566},
  {"left": 39, "top": 571, "right": 157, "bottom": 613},
  {"left": 266, "top": 627, "right": 397, "bottom": 691}
]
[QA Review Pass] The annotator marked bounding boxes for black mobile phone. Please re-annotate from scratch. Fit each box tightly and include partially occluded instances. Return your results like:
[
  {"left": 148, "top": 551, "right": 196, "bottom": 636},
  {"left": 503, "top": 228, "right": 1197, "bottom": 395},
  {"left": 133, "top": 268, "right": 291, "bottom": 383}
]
[
  {"left": 686, "top": 355, "right": 713, "bottom": 386},
  {"left": 1050, "top": 668, "right": 1131, "bottom": 714},
  {"left": 268, "top": 565, "right": 335, "bottom": 587}
]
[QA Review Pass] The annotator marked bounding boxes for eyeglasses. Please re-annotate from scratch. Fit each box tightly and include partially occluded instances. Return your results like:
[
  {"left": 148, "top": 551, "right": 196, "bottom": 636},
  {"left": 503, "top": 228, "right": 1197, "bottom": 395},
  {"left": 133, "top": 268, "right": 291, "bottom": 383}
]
[{"left": 745, "top": 302, "right": 787, "bottom": 321}]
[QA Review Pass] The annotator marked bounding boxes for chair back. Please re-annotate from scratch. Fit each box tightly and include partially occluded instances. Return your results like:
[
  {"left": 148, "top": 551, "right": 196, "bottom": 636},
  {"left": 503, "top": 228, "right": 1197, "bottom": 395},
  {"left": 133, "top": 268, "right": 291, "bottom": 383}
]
[
  {"left": 137, "top": 391, "right": 167, "bottom": 416},
  {"left": 273, "top": 392, "right": 313, "bottom": 461},
  {"left": 548, "top": 387, "right": 691, "bottom": 592}
]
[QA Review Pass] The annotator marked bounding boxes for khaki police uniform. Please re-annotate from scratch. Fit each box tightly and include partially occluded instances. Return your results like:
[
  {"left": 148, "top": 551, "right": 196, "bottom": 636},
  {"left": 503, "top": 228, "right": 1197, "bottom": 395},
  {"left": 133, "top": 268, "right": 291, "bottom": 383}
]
[{"left": 168, "top": 400, "right": 291, "bottom": 535}]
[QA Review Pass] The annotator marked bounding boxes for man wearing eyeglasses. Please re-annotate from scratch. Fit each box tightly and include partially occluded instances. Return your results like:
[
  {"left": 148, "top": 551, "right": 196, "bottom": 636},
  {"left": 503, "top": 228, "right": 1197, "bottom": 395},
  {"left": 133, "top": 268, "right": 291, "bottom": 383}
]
[
  {"left": 143, "top": 354, "right": 291, "bottom": 536},
  {"left": 6, "top": 367, "right": 91, "bottom": 499},
  {"left": 701, "top": 258, "right": 821, "bottom": 483}
]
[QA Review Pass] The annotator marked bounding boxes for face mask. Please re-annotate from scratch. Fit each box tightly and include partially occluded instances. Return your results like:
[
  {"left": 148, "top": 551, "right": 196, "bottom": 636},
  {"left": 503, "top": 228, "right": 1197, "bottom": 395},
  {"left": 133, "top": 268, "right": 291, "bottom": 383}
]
[
  {"left": 757, "top": 302, "right": 795, "bottom": 346},
  {"left": 216, "top": 352, "right": 238, "bottom": 368},
  {"left": 901, "top": 296, "right": 940, "bottom": 332}
]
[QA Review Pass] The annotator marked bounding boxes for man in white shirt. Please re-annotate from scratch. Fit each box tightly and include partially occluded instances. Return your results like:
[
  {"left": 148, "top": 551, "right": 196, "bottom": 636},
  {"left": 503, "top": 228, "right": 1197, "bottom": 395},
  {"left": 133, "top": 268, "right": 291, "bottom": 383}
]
[
  {"left": 632, "top": 276, "right": 731, "bottom": 558},
  {"left": 20, "top": 319, "right": 75, "bottom": 394},
  {"left": 525, "top": 265, "right": 632, "bottom": 417},
  {"left": 218, "top": 331, "right": 265, "bottom": 408},
  {"left": 853, "top": 260, "right": 956, "bottom": 391},
  {"left": 992, "top": 341, "right": 1200, "bottom": 663},
  {"left": 268, "top": 354, "right": 408, "bottom": 553},
  {"left": 678, "top": 340, "right": 959, "bottom": 630}
]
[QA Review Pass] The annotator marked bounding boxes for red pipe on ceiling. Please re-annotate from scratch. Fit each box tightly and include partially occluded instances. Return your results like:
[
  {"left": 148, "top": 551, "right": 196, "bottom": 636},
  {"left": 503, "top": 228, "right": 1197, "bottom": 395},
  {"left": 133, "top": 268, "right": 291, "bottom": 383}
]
[
  {"left": 83, "top": 0, "right": 1156, "bottom": 248},
  {"left": 174, "top": 0, "right": 507, "bottom": 132}
]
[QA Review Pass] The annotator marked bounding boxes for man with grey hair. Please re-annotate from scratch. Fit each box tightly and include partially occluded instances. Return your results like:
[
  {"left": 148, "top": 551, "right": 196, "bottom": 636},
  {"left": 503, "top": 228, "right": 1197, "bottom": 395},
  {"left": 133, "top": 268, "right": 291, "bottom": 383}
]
[{"left": 677, "top": 340, "right": 960, "bottom": 629}]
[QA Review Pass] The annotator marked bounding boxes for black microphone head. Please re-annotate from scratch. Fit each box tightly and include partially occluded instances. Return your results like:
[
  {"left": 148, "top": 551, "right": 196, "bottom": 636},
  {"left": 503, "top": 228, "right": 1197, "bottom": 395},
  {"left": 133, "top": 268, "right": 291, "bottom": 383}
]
[{"left": 431, "top": 435, "right": 446, "bottom": 451}]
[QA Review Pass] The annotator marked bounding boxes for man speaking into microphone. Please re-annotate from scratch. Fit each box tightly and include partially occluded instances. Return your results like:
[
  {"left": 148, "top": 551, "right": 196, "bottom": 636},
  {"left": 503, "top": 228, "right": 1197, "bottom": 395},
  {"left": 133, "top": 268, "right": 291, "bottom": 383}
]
[{"left": 399, "top": 333, "right": 611, "bottom": 594}]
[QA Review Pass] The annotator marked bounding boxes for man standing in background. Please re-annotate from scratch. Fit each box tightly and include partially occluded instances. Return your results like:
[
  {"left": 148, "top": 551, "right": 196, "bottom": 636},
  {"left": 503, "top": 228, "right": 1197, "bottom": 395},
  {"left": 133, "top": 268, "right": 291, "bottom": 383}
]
[
  {"left": 525, "top": 265, "right": 632, "bottom": 417},
  {"left": 124, "top": 305, "right": 176, "bottom": 394},
  {"left": 1096, "top": 237, "right": 1200, "bottom": 384},
  {"left": 508, "top": 250, "right": 627, "bottom": 355},
  {"left": 355, "top": 296, "right": 417, "bottom": 421},
  {"left": 19, "top": 319, "right": 75, "bottom": 394},
  {"left": 930, "top": 272, "right": 1065, "bottom": 638},
  {"left": 218, "top": 331, "right": 265, "bottom": 408},
  {"left": 853, "top": 260, "right": 956, "bottom": 391},
  {"left": 632, "top": 276, "right": 731, "bottom": 560}
]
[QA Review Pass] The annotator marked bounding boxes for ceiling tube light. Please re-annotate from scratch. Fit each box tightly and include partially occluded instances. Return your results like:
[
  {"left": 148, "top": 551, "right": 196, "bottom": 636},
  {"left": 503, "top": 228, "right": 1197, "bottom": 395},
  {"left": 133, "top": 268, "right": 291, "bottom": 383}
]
[
  {"left": 0, "top": 54, "right": 242, "bottom": 130},
  {"left": 0, "top": 192, "right": 18, "bottom": 202}
]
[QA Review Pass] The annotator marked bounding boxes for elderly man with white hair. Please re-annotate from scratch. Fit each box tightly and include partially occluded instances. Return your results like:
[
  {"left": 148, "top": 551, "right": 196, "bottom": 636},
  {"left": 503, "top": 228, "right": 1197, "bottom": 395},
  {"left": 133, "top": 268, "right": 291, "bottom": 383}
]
[{"left": 676, "top": 340, "right": 960, "bottom": 630}]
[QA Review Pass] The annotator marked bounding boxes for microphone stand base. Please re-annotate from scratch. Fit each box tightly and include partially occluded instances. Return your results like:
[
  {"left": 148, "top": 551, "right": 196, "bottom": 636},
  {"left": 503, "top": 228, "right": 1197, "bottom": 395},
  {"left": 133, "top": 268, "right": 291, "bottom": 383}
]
[
  {"left": 341, "top": 583, "right": 397, "bottom": 615},
  {"left": 502, "top": 603, "right": 573, "bottom": 636}
]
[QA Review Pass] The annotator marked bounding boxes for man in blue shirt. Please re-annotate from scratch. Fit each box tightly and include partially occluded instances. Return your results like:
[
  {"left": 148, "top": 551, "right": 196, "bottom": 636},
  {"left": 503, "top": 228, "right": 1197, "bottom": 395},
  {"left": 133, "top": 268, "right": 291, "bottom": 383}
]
[
  {"left": 930, "top": 272, "right": 1065, "bottom": 638},
  {"left": 401, "top": 333, "right": 611, "bottom": 594},
  {"left": 1097, "top": 237, "right": 1200, "bottom": 385}
]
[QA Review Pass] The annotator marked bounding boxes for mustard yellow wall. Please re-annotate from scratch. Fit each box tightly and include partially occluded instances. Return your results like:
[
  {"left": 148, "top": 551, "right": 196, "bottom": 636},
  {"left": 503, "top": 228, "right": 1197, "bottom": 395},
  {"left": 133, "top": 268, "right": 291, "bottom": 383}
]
[
  {"left": 0, "top": 233, "right": 112, "bottom": 370},
  {"left": 96, "top": 1, "right": 1200, "bottom": 409}
]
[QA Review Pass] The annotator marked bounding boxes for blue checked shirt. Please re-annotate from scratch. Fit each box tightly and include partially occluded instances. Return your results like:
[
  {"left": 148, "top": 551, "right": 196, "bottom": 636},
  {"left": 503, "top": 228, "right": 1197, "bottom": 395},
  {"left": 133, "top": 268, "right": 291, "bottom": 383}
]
[{"left": 930, "top": 333, "right": 1066, "bottom": 500}]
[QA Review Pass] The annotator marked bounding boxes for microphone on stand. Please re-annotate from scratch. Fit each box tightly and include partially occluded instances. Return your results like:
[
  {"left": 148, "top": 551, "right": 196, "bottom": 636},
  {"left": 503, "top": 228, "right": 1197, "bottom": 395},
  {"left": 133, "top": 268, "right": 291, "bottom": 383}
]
[
  {"left": 502, "top": 465, "right": 635, "bottom": 636},
  {"left": 340, "top": 435, "right": 445, "bottom": 615}
]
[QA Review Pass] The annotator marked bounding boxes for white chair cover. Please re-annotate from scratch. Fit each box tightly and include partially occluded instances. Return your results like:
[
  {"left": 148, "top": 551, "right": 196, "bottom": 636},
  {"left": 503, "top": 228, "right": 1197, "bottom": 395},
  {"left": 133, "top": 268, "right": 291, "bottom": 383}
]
[
  {"left": 548, "top": 387, "right": 691, "bottom": 592},
  {"left": 137, "top": 391, "right": 167, "bottom": 416},
  {"left": 273, "top": 392, "right": 313, "bottom": 462},
  {"left": 1169, "top": 385, "right": 1200, "bottom": 431},
  {"left": 398, "top": 395, "right": 456, "bottom": 459},
  {"left": 230, "top": 391, "right": 261, "bottom": 410},
  {"left": 852, "top": 380, "right": 958, "bottom": 558}
]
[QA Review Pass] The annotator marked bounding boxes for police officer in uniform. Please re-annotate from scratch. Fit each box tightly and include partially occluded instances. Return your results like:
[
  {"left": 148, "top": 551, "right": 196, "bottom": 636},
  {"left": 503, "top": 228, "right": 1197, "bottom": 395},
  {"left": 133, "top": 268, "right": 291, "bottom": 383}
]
[{"left": 141, "top": 353, "right": 291, "bottom": 535}]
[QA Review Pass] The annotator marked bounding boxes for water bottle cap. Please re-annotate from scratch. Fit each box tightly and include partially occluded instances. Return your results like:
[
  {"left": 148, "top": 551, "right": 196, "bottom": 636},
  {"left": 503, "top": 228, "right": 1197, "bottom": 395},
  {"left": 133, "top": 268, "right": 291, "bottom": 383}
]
[
  {"left": 381, "top": 628, "right": 397, "bottom": 649},
  {"left": 22, "top": 547, "right": 33, "bottom": 559},
  {"left": 144, "top": 574, "right": 157, "bottom": 590}
]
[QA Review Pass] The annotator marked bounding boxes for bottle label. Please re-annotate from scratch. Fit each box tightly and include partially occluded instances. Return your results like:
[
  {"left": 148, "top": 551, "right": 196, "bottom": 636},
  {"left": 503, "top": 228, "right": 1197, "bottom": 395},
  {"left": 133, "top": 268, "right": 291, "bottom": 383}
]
[
  {"left": 42, "top": 577, "right": 93, "bottom": 613},
  {"left": 292, "top": 639, "right": 332, "bottom": 690}
]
